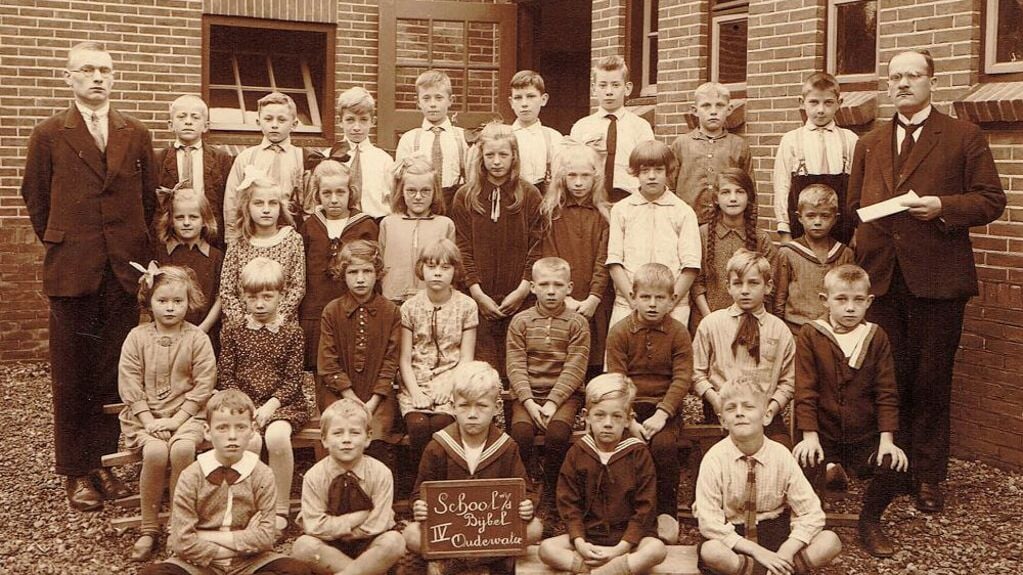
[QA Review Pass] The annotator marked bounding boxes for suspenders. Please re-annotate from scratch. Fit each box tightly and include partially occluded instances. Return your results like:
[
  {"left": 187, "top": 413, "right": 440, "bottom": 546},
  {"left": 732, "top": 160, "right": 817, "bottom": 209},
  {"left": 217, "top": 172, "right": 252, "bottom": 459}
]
[
  {"left": 793, "top": 127, "right": 850, "bottom": 176},
  {"left": 413, "top": 127, "right": 467, "bottom": 185}
]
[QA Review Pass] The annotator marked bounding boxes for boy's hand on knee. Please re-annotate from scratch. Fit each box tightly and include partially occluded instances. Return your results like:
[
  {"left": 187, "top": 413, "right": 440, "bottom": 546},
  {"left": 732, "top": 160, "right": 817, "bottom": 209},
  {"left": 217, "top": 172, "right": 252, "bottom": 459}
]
[
  {"left": 518, "top": 499, "right": 534, "bottom": 521},
  {"left": 793, "top": 433, "right": 824, "bottom": 468},
  {"left": 412, "top": 499, "right": 429, "bottom": 522},
  {"left": 573, "top": 538, "right": 605, "bottom": 564},
  {"left": 751, "top": 547, "right": 794, "bottom": 575},
  {"left": 539, "top": 401, "right": 557, "bottom": 426},
  {"left": 524, "top": 400, "right": 547, "bottom": 430},
  {"left": 641, "top": 410, "right": 668, "bottom": 440}
]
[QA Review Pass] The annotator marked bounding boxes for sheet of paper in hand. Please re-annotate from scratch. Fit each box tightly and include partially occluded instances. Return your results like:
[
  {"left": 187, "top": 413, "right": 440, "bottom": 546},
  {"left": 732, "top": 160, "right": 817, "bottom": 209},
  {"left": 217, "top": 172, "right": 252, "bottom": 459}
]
[{"left": 420, "top": 478, "right": 527, "bottom": 559}]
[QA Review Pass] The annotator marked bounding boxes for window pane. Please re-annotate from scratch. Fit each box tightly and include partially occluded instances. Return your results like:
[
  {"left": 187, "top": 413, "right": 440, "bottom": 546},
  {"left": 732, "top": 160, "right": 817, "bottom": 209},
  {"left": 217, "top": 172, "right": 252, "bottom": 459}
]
[
  {"left": 468, "top": 21, "right": 500, "bottom": 66},
  {"left": 291, "top": 93, "right": 314, "bottom": 126},
  {"left": 243, "top": 91, "right": 264, "bottom": 124},
  {"left": 437, "top": 67, "right": 466, "bottom": 111},
  {"left": 717, "top": 18, "right": 748, "bottom": 85},
  {"left": 237, "top": 53, "right": 270, "bottom": 87},
  {"left": 835, "top": 1, "right": 877, "bottom": 75},
  {"left": 433, "top": 20, "right": 465, "bottom": 65},
  {"left": 272, "top": 55, "right": 306, "bottom": 89},
  {"left": 466, "top": 69, "right": 500, "bottom": 112},
  {"left": 996, "top": 0, "right": 1023, "bottom": 63},
  {"left": 647, "top": 35, "right": 658, "bottom": 87},
  {"left": 395, "top": 66, "right": 428, "bottom": 110},
  {"left": 397, "top": 18, "right": 431, "bottom": 63},
  {"left": 210, "top": 51, "right": 236, "bottom": 85},
  {"left": 209, "top": 89, "right": 244, "bottom": 124}
]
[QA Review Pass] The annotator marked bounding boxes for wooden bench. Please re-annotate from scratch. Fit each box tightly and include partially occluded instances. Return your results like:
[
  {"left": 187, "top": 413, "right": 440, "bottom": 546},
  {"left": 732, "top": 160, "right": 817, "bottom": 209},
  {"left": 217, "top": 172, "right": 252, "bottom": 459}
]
[{"left": 515, "top": 544, "right": 699, "bottom": 575}]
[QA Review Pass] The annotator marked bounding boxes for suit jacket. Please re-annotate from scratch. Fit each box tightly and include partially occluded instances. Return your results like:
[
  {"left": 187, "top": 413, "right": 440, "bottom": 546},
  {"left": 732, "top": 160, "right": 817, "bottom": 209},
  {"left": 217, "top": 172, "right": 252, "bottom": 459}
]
[
  {"left": 847, "top": 110, "right": 1005, "bottom": 299},
  {"left": 21, "top": 104, "right": 157, "bottom": 297},
  {"left": 155, "top": 142, "right": 234, "bottom": 248}
]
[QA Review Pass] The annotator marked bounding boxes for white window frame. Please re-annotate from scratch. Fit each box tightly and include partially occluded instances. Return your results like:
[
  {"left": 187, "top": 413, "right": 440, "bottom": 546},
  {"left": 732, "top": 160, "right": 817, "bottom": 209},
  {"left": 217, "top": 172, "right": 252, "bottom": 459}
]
[
  {"left": 826, "top": 0, "right": 879, "bottom": 83},
  {"left": 640, "top": 0, "right": 659, "bottom": 97},
  {"left": 985, "top": 0, "right": 1023, "bottom": 73},
  {"left": 711, "top": 12, "right": 748, "bottom": 93}
]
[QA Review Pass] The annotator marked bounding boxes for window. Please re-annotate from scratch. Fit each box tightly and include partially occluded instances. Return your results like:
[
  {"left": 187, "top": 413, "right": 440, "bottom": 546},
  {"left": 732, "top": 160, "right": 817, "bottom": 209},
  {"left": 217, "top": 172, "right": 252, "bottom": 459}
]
[
  {"left": 711, "top": 1, "right": 748, "bottom": 91},
  {"left": 827, "top": 0, "right": 878, "bottom": 82},
  {"left": 628, "top": 0, "right": 659, "bottom": 97},
  {"left": 986, "top": 0, "right": 1023, "bottom": 73},
  {"left": 203, "top": 17, "right": 335, "bottom": 137}
]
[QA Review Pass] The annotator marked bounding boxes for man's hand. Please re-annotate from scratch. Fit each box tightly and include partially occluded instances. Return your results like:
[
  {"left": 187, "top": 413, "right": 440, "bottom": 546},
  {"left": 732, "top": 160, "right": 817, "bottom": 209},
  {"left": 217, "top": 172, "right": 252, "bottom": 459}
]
[
  {"left": 792, "top": 433, "right": 825, "bottom": 468},
  {"left": 903, "top": 195, "right": 943, "bottom": 221},
  {"left": 877, "top": 432, "right": 909, "bottom": 472}
]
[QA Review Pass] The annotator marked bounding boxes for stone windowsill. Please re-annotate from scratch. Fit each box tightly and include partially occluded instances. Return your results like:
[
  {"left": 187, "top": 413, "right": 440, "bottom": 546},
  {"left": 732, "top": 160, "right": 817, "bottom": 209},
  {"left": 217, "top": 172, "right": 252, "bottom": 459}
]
[
  {"left": 834, "top": 91, "right": 876, "bottom": 127},
  {"left": 952, "top": 83, "right": 1023, "bottom": 123}
]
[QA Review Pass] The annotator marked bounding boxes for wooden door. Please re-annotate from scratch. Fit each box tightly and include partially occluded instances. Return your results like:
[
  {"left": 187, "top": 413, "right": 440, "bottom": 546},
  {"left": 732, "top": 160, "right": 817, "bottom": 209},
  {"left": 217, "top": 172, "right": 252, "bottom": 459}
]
[{"left": 378, "top": 0, "right": 518, "bottom": 150}]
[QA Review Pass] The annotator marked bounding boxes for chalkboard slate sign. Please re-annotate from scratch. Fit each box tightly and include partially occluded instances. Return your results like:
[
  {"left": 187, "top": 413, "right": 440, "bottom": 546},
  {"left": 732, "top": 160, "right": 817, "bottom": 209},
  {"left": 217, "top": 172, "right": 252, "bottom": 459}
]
[{"left": 420, "top": 478, "right": 528, "bottom": 559}]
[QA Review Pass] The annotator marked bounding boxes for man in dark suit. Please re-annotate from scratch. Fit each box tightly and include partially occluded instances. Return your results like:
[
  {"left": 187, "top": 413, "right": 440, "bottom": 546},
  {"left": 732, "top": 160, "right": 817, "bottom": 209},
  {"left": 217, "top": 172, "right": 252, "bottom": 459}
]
[
  {"left": 20, "top": 42, "right": 156, "bottom": 511},
  {"left": 848, "top": 50, "right": 1006, "bottom": 524},
  {"left": 154, "top": 94, "right": 234, "bottom": 249}
]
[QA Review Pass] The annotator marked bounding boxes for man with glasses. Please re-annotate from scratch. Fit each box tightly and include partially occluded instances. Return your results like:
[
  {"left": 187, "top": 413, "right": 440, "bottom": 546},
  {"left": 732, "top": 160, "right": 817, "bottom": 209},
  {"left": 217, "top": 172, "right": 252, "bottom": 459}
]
[
  {"left": 847, "top": 49, "right": 1005, "bottom": 517},
  {"left": 21, "top": 41, "right": 156, "bottom": 511}
]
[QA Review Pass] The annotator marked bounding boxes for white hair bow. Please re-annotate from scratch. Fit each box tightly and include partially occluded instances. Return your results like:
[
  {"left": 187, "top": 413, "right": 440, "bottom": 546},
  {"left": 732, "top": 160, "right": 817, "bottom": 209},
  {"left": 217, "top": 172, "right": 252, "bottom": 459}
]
[{"left": 130, "top": 260, "right": 163, "bottom": 289}]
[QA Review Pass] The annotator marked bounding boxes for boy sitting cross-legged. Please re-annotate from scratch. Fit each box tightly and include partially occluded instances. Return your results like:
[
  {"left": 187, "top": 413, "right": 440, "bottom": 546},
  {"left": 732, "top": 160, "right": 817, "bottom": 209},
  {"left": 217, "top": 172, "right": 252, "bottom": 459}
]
[
  {"left": 139, "top": 389, "right": 312, "bottom": 575},
  {"left": 539, "top": 373, "right": 667, "bottom": 575},
  {"left": 291, "top": 398, "right": 406, "bottom": 575},
  {"left": 694, "top": 376, "right": 841, "bottom": 575},
  {"left": 792, "top": 264, "right": 909, "bottom": 558},
  {"left": 403, "top": 361, "right": 543, "bottom": 575}
]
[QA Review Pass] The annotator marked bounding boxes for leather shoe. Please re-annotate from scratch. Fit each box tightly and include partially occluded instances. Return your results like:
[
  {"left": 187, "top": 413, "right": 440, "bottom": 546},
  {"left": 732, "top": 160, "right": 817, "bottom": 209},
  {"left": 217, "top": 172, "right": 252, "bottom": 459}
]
[
  {"left": 915, "top": 482, "right": 944, "bottom": 513},
  {"left": 92, "top": 468, "right": 132, "bottom": 500},
  {"left": 66, "top": 475, "right": 103, "bottom": 512},
  {"left": 858, "top": 520, "right": 895, "bottom": 558},
  {"left": 130, "top": 533, "right": 160, "bottom": 562}
]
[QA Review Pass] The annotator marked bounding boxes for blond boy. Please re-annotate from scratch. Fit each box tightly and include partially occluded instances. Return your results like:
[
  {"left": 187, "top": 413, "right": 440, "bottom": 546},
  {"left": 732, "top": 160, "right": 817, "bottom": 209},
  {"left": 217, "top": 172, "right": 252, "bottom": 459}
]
[
  {"left": 333, "top": 87, "right": 395, "bottom": 219},
  {"left": 772, "top": 72, "right": 858, "bottom": 244},
  {"left": 394, "top": 69, "right": 468, "bottom": 210},
  {"left": 670, "top": 82, "right": 753, "bottom": 224},
  {"left": 292, "top": 399, "right": 405, "bottom": 575},
  {"left": 570, "top": 56, "right": 655, "bottom": 203}
]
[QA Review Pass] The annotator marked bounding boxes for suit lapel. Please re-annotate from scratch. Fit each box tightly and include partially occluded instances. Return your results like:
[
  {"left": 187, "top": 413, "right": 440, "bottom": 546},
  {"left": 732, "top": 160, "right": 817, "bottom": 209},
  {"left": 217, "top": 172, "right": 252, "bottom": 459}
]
[
  {"left": 162, "top": 145, "right": 180, "bottom": 187},
  {"left": 203, "top": 145, "right": 218, "bottom": 191},
  {"left": 877, "top": 120, "right": 895, "bottom": 196},
  {"left": 60, "top": 105, "right": 106, "bottom": 180},
  {"left": 896, "top": 112, "right": 942, "bottom": 190},
  {"left": 104, "top": 108, "right": 133, "bottom": 187}
]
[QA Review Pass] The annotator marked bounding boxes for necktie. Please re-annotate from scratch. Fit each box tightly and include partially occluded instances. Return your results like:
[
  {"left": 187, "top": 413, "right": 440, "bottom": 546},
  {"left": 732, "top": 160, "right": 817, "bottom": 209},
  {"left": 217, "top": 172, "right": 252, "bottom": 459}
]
[
  {"left": 180, "top": 145, "right": 195, "bottom": 186},
  {"left": 604, "top": 114, "right": 618, "bottom": 198},
  {"left": 742, "top": 456, "right": 758, "bottom": 544},
  {"left": 268, "top": 144, "right": 284, "bottom": 187},
  {"left": 326, "top": 471, "right": 374, "bottom": 515},
  {"left": 731, "top": 312, "right": 761, "bottom": 364},
  {"left": 349, "top": 144, "right": 363, "bottom": 198},
  {"left": 206, "top": 465, "right": 241, "bottom": 486},
  {"left": 816, "top": 128, "right": 830, "bottom": 173},
  {"left": 895, "top": 117, "right": 922, "bottom": 175},
  {"left": 430, "top": 126, "right": 444, "bottom": 192},
  {"left": 89, "top": 112, "right": 106, "bottom": 153}
]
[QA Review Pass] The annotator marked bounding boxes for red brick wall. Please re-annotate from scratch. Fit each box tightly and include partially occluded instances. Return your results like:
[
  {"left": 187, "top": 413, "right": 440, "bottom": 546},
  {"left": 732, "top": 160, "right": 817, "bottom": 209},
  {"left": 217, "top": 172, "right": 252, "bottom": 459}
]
[{"left": 598, "top": 0, "right": 1022, "bottom": 470}]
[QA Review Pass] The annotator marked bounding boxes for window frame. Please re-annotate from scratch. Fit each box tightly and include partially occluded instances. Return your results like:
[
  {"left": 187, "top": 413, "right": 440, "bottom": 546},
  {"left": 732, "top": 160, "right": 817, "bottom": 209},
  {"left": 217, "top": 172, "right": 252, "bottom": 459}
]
[
  {"left": 826, "top": 0, "right": 879, "bottom": 84},
  {"left": 710, "top": 10, "right": 748, "bottom": 93},
  {"left": 201, "top": 15, "right": 336, "bottom": 142},
  {"left": 985, "top": 0, "right": 1023, "bottom": 74},
  {"left": 640, "top": 0, "right": 659, "bottom": 97}
]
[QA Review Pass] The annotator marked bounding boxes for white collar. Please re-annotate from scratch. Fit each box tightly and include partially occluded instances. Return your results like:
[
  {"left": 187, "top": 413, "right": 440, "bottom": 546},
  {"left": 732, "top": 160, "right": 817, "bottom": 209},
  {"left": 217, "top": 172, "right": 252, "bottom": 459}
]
[
  {"left": 197, "top": 450, "right": 258, "bottom": 483},
  {"left": 346, "top": 138, "right": 372, "bottom": 151},
  {"left": 512, "top": 119, "right": 543, "bottom": 133},
  {"left": 626, "top": 189, "right": 678, "bottom": 206},
  {"left": 897, "top": 105, "right": 932, "bottom": 126},
  {"left": 726, "top": 303, "right": 768, "bottom": 320},
  {"left": 420, "top": 117, "right": 454, "bottom": 131},
  {"left": 174, "top": 139, "right": 204, "bottom": 151},
  {"left": 245, "top": 313, "right": 284, "bottom": 333},
  {"left": 75, "top": 101, "right": 109, "bottom": 120},
  {"left": 249, "top": 225, "right": 293, "bottom": 247},
  {"left": 805, "top": 120, "right": 836, "bottom": 131},
  {"left": 259, "top": 136, "right": 294, "bottom": 150},
  {"left": 598, "top": 107, "right": 625, "bottom": 120}
]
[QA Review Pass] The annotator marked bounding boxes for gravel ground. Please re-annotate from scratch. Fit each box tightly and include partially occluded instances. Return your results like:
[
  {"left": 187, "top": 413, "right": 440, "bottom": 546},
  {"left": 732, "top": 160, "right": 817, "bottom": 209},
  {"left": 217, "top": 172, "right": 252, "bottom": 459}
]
[{"left": 1, "top": 362, "right": 1020, "bottom": 574}]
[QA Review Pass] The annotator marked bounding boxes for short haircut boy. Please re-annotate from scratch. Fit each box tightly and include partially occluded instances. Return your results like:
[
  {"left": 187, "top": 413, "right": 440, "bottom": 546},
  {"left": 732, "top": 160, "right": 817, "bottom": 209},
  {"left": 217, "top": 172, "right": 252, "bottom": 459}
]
[
  {"left": 726, "top": 248, "right": 772, "bottom": 283},
  {"left": 797, "top": 183, "right": 839, "bottom": 212},
  {"left": 451, "top": 360, "right": 502, "bottom": 402},
  {"left": 802, "top": 71, "right": 841, "bottom": 98},
  {"left": 510, "top": 69, "right": 547, "bottom": 93},
  {"left": 169, "top": 94, "right": 209, "bottom": 119},
  {"left": 532, "top": 256, "right": 570, "bottom": 279},
  {"left": 336, "top": 86, "right": 376, "bottom": 116},
  {"left": 822, "top": 263, "right": 869, "bottom": 292},
  {"left": 239, "top": 256, "right": 286, "bottom": 293},
  {"left": 585, "top": 372, "right": 636, "bottom": 408},
  {"left": 693, "top": 82, "right": 730, "bottom": 103},
  {"left": 205, "top": 388, "right": 256, "bottom": 421},
  {"left": 319, "top": 397, "right": 371, "bottom": 437},
  {"left": 416, "top": 69, "right": 453, "bottom": 95},
  {"left": 592, "top": 55, "right": 629, "bottom": 83},
  {"left": 631, "top": 262, "right": 674, "bottom": 295},
  {"left": 258, "top": 91, "right": 298, "bottom": 117},
  {"left": 717, "top": 374, "right": 765, "bottom": 406}
]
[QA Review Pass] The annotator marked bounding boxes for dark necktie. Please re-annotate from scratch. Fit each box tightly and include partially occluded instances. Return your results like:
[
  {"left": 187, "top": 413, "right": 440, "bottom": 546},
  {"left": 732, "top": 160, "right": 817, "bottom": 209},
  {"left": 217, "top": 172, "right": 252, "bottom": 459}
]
[
  {"left": 895, "top": 117, "right": 922, "bottom": 175},
  {"left": 206, "top": 465, "right": 241, "bottom": 486},
  {"left": 604, "top": 114, "right": 618, "bottom": 198},
  {"left": 732, "top": 312, "right": 761, "bottom": 364},
  {"left": 326, "top": 471, "right": 374, "bottom": 515},
  {"left": 742, "top": 455, "right": 758, "bottom": 543}
]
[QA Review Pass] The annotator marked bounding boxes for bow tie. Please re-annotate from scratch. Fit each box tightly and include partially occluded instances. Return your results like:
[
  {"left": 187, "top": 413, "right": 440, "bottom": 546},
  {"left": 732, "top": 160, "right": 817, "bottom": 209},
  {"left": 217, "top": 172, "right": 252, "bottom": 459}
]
[
  {"left": 206, "top": 465, "right": 241, "bottom": 486},
  {"left": 326, "top": 471, "right": 374, "bottom": 515}
]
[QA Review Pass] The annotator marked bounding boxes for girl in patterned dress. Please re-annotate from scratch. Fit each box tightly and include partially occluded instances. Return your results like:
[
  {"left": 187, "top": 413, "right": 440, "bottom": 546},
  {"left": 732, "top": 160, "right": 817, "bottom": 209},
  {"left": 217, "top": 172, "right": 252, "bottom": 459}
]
[
  {"left": 218, "top": 257, "right": 310, "bottom": 534},
  {"left": 398, "top": 238, "right": 478, "bottom": 471},
  {"left": 219, "top": 165, "right": 306, "bottom": 323},
  {"left": 378, "top": 155, "right": 455, "bottom": 305},
  {"left": 118, "top": 264, "right": 216, "bottom": 561}
]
